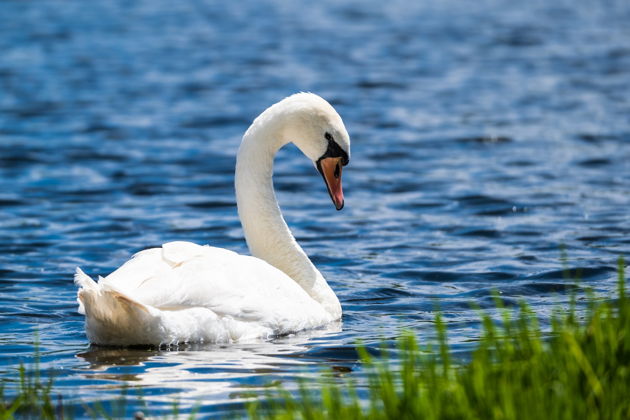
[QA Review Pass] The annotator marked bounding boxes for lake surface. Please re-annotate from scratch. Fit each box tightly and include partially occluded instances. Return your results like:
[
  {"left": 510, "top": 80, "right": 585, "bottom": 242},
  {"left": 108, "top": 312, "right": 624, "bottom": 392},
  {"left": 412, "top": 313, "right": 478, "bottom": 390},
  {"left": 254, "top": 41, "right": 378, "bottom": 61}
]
[{"left": 0, "top": 0, "right": 629, "bottom": 417}]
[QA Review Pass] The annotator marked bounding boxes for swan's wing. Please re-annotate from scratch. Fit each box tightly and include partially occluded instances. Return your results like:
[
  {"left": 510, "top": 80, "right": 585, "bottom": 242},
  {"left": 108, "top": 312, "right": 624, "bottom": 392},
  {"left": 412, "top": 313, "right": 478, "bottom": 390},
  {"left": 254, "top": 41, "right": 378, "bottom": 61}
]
[{"left": 99, "top": 241, "right": 325, "bottom": 323}]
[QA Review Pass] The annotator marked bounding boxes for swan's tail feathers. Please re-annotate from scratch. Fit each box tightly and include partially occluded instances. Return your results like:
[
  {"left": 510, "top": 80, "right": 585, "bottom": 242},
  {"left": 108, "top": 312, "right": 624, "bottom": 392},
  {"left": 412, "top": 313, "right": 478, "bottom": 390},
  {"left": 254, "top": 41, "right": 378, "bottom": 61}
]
[
  {"left": 74, "top": 268, "right": 98, "bottom": 314},
  {"left": 74, "top": 267, "right": 97, "bottom": 289},
  {"left": 75, "top": 269, "right": 156, "bottom": 345},
  {"left": 98, "top": 286, "right": 150, "bottom": 317}
]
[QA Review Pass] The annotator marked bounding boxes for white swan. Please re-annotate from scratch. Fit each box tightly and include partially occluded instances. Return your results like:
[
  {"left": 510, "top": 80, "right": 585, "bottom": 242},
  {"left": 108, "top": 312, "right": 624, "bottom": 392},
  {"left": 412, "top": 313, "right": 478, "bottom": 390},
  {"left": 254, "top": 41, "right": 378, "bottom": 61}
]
[{"left": 74, "top": 93, "right": 350, "bottom": 346}]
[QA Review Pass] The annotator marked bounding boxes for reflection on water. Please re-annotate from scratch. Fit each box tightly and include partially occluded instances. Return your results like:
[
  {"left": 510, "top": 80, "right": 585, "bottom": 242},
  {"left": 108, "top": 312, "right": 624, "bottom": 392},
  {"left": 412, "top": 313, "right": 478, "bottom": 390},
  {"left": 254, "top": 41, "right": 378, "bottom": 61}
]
[{"left": 75, "top": 323, "right": 345, "bottom": 409}]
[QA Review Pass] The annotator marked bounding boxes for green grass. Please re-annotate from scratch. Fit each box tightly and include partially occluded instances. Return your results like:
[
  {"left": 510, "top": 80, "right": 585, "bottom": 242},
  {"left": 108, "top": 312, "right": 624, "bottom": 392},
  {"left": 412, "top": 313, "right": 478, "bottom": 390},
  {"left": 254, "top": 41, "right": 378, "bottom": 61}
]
[
  {"left": 1, "top": 258, "right": 628, "bottom": 419},
  {"left": 250, "top": 257, "right": 630, "bottom": 420},
  {"left": 0, "top": 341, "right": 58, "bottom": 420}
]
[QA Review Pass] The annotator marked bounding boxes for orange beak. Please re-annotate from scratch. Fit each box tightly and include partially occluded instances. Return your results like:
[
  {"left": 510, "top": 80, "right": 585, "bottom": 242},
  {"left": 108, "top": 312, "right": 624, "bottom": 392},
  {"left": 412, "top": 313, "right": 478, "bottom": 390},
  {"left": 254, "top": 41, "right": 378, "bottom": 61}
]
[{"left": 317, "top": 157, "right": 345, "bottom": 210}]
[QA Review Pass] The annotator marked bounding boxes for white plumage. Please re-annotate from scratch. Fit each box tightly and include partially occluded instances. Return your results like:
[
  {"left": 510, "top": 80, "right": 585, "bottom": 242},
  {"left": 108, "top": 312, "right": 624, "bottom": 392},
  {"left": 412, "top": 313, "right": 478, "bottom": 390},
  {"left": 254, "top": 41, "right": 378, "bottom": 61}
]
[
  {"left": 75, "top": 93, "right": 351, "bottom": 346},
  {"left": 75, "top": 242, "right": 332, "bottom": 345}
]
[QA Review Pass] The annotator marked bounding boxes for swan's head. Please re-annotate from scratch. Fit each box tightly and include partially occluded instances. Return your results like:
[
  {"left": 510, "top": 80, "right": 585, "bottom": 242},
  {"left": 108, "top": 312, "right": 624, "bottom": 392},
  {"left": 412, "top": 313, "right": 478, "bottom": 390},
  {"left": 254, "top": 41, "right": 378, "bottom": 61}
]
[{"left": 278, "top": 93, "right": 351, "bottom": 211}]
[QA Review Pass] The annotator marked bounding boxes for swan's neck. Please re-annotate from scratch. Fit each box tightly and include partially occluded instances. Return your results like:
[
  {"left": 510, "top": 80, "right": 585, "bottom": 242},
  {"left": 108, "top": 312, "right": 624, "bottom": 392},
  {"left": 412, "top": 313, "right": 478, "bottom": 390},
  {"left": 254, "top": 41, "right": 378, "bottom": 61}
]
[{"left": 234, "top": 116, "right": 341, "bottom": 318}]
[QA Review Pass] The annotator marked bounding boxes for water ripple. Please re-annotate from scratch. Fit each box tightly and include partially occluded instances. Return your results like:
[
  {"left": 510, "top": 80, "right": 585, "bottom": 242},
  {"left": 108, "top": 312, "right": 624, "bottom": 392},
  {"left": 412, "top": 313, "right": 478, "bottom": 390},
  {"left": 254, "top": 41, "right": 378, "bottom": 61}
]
[{"left": 1, "top": 0, "right": 629, "bottom": 416}]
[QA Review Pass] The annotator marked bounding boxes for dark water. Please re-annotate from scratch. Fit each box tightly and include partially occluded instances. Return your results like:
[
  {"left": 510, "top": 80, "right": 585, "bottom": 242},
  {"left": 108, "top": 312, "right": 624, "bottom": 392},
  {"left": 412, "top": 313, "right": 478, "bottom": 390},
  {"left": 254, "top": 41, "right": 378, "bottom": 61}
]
[{"left": 1, "top": 0, "right": 629, "bottom": 417}]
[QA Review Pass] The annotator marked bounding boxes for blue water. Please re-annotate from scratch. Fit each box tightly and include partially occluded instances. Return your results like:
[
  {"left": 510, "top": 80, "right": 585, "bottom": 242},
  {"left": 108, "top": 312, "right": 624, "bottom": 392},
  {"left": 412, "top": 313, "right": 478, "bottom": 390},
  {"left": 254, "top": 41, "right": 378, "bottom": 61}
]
[{"left": 1, "top": 0, "right": 629, "bottom": 417}]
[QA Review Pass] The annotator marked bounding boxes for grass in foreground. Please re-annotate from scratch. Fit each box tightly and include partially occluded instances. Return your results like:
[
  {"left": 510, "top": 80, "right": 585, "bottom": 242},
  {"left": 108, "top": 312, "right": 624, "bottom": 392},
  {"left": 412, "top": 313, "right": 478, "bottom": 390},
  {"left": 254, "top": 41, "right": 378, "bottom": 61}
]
[
  {"left": 251, "top": 257, "right": 630, "bottom": 420},
  {"left": 1, "top": 258, "right": 628, "bottom": 419}
]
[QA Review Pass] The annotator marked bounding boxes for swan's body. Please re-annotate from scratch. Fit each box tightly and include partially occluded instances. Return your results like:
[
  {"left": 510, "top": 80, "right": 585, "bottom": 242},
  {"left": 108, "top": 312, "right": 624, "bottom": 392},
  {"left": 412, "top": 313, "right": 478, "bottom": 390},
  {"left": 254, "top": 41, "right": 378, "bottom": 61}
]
[
  {"left": 74, "top": 242, "right": 334, "bottom": 345},
  {"left": 75, "top": 93, "right": 350, "bottom": 346}
]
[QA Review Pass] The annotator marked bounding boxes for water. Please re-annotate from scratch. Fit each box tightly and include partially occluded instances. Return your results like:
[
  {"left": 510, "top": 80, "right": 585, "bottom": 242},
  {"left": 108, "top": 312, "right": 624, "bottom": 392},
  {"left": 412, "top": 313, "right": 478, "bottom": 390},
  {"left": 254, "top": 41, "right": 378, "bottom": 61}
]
[{"left": 1, "top": 0, "right": 629, "bottom": 417}]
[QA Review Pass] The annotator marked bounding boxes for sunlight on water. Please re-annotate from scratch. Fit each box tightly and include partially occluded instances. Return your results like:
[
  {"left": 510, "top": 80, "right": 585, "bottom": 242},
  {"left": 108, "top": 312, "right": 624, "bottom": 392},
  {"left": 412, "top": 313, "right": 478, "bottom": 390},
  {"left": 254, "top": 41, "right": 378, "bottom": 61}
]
[{"left": 0, "top": 0, "right": 629, "bottom": 417}]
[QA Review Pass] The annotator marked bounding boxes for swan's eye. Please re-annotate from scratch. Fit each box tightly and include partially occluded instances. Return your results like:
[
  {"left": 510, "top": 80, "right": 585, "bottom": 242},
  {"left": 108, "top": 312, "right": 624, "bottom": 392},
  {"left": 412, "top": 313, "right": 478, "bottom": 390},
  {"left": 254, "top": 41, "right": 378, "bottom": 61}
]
[{"left": 319, "top": 132, "right": 349, "bottom": 167}]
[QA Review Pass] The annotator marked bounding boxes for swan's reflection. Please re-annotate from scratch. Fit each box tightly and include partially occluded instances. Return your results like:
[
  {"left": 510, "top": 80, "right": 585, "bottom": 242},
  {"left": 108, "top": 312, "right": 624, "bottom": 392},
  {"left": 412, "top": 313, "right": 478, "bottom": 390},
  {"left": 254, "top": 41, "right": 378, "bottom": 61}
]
[{"left": 76, "top": 322, "right": 344, "bottom": 406}]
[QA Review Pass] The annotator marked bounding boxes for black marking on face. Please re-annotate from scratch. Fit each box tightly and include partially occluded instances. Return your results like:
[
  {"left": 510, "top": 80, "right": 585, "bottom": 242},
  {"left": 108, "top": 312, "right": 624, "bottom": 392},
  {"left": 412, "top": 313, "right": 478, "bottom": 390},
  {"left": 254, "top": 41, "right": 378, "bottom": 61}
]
[{"left": 321, "top": 132, "right": 349, "bottom": 166}]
